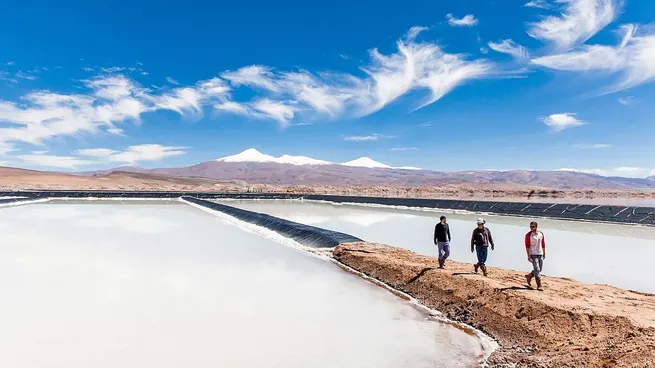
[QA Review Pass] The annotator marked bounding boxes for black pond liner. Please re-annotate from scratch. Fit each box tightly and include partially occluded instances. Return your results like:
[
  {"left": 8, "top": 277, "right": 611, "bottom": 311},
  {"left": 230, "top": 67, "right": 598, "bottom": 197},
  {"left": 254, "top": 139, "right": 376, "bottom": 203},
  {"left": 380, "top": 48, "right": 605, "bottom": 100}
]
[
  {"left": 1, "top": 191, "right": 653, "bottom": 226},
  {"left": 300, "top": 195, "right": 655, "bottom": 226},
  {"left": 0, "top": 197, "right": 41, "bottom": 206},
  {"left": 181, "top": 196, "right": 362, "bottom": 248}
]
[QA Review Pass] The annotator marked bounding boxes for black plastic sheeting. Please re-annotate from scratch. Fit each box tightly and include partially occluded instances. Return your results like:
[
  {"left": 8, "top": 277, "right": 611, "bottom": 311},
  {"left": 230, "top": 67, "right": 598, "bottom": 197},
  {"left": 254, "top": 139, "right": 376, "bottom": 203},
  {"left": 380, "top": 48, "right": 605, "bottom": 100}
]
[
  {"left": 301, "top": 195, "right": 655, "bottom": 226},
  {"left": 0, "top": 190, "right": 299, "bottom": 200},
  {"left": 181, "top": 196, "right": 362, "bottom": 248},
  {"left": 1, "top": 190, "right": 653, "bottom": 226},
  {"left": 0, "top": 197, "right": 40, "bottom": 206}
]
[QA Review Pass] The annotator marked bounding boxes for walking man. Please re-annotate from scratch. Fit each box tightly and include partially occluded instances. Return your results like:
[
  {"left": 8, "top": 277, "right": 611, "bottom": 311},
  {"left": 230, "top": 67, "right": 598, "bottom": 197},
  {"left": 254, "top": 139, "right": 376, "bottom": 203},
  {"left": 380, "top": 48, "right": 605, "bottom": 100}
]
[
  {"left": 525, "top": 221, "right": 546, "bottom": 290},
  {"left": 434, "top": 215, "right": 451, "bottom": 269},
  {"left": 470, "top": 218, "right": 494, "bottom": 276}
]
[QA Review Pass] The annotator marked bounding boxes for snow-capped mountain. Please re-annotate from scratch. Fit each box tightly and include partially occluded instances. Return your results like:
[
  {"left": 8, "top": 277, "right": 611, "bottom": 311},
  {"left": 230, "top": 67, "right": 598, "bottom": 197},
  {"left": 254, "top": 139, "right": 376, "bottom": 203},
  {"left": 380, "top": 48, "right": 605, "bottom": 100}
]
[
  {"left": 218, "top": 148, "right": 333, "bottom": 166},
  {"left": 342, "top": 157, "right": 391, "bottom": 169},
  {"left": 342, "top": 157, "right": 422, "bottom": 170},
  {"left": 217, "top": 148, "right": 419, "bottom": 169}
]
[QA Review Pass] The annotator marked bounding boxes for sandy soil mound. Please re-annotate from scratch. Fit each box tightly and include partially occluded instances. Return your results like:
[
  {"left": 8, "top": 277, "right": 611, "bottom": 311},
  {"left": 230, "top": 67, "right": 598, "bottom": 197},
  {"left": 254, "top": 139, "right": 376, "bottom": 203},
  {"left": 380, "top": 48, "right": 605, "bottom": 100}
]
[{"left": 334, "top": 242, "right": 655, "bottom": 368}]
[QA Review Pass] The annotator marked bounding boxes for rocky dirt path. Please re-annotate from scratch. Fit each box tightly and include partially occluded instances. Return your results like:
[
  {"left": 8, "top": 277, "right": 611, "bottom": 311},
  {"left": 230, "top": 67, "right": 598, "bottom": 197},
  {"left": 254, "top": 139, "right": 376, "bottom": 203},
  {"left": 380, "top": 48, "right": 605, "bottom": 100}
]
[{"left": 334, "top": 242, "right": 655, "bottom": 368}]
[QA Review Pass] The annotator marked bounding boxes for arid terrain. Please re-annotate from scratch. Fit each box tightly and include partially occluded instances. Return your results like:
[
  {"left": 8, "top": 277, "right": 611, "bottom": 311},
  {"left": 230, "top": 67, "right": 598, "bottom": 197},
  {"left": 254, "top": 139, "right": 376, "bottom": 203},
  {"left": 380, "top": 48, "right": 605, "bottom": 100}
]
[
  {"left": 2, "top": 167, "right": 655, "bottom": 205},
  {"left": 335, "top": 242, "right": 655, "bottom": 368}
]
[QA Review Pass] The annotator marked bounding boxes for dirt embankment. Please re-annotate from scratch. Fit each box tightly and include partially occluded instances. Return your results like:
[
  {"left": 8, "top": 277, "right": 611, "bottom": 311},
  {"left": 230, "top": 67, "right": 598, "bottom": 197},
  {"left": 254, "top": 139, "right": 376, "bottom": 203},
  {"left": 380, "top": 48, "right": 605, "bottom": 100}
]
[{"left": 334, "top": 242, "right": 655, "bottom": 368}]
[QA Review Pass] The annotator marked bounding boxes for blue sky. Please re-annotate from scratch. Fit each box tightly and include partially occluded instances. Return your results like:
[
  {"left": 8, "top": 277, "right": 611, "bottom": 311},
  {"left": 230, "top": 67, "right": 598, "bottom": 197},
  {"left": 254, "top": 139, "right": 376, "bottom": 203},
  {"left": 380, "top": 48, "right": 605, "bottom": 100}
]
[{"left": 0, "top": 0, "right": 654, "bottom": 177}]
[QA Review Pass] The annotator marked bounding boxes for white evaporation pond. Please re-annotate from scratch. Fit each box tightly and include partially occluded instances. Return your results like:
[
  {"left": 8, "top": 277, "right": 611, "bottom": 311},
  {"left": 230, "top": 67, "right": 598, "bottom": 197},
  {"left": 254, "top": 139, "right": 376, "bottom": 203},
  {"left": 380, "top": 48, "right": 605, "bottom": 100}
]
[
  {"left": 221, "top": 200, "right": 655, "bottom": 293},
  {"left": 0, "top": 201, "right": 486, "bottom": 368}
]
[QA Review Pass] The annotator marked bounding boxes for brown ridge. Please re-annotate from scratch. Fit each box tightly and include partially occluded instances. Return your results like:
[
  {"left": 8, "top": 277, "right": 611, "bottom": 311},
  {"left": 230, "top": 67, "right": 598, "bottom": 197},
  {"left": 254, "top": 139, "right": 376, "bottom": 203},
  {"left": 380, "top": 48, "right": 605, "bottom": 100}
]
[{"left": 334, "top": 242, "right": 655, "bottom": 368}]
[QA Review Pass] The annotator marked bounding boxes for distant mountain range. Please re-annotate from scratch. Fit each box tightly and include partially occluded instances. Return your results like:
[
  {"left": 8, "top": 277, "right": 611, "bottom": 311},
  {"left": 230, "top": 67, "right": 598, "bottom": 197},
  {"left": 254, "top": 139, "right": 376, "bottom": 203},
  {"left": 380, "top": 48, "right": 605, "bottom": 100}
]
[{"left": 73, "top": 148, "right": 655, "bottom": 190}]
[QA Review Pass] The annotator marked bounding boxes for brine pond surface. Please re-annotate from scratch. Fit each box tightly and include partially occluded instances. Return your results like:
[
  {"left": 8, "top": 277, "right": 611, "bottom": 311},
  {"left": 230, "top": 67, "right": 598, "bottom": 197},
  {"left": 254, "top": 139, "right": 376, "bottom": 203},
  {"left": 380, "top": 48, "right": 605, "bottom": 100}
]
[
  {"left": 0, "top": 201, "right": 487, "bottom": 368},
  {"left": 221, "top": 199, "right": 655, "bottom": 293}
]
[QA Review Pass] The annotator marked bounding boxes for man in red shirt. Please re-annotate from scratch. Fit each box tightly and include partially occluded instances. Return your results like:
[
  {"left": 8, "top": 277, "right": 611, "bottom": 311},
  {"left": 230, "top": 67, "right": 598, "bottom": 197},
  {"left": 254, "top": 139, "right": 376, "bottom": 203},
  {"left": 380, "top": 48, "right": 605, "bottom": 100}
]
[{"left": 525, "top": 221, "right": 546, "bottom": 290}]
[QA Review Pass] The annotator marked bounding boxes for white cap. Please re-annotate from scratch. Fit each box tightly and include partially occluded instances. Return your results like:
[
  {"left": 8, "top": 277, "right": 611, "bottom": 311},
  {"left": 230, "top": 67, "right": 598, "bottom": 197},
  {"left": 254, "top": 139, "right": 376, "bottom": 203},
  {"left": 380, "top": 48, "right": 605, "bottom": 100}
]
[{"left": 476, "top": 217, "right": 485, "bottom": 224}]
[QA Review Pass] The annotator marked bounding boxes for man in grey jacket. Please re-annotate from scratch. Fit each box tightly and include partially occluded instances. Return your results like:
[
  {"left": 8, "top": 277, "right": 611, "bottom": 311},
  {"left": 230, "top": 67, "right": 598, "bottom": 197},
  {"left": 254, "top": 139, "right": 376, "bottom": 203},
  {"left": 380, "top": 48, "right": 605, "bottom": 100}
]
[{"left": 470, "top": 218, "right": 494, "bottom": 276}]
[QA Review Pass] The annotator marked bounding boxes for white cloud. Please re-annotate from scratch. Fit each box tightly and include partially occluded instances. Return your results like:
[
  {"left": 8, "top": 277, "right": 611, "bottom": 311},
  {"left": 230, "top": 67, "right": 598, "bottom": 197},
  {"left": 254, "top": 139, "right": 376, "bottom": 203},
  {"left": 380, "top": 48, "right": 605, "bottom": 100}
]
[
  {"left": 527, "top": 0, "right": 620, "bottom": 51},
  {"left": 76, "top": 148, "right": 118, "bottom": 157},
  {"left": 17, "top": 152, "right": 93, "bottom": 169},
  {"left": 141, "top": 71, "right": 149, "bottom": 76},
  {"left": 525, "top": 0, "right": 551, "bottom": 9},
  {"left": 82, "top": 67, "right": 94, "bottom": 72},
  {"left": 0, "top": 72, "right": 18, "bottom": 84},
  {"left": 217, "top": 26, "right": 492, "bottom": 122},
  {"left": 488, "top": 39, "right": 529, "bottom": 59},
  {"left": 0, "top": 26, "right": 494, "bottom": 140},
  {"left": 617, "top": 96, "right": 634, "bottom": 105},
  {"left": 107, "top": 127, "right": 125, "bottom": 136},
  {"left": 76, "top": 144, "right": 186, "bottom": 164},
  {"left": 419, "top": 121, "right": 433, "bottom": 127},
  {"left": 165, "top": 76, "right": 180, "bottom": 85},
  {"left": 391, "top": 147, "right": 418, "bottom": 151},
  {"left": 101, "top": 66, "right": 125, "bottom": 73},
  {"left": 0, "top": 74, "right": 231, "bottom": 150},
  {"left": 446, "top": 13, "right": 479, "bottom": 27},
  {"left": 406, "top": 26, "right": 429, "bottom": 41},
  {"left": 531, "top": 24, "right": 655, "bottom": 93},
  {"left": 221, "top": 66, "right": 280, "bottom": 92},
  {"left": 5, "top": 61, "right": 15, "bottom": 66},
  {"left": 542, "top": 113, "right": 586, "bottom": 131},
  {"left": 480, "top": 47, "right": 489, "bottom": 54},
  {"left": 0, "top": 142, "right": 16, "bottom": 155},
  {"left": 344, "top": 133, "right": 395, "bottom": 142},
  {"left": 214, "top": 101, "right": 250, "bottom": 115},
  {"left": 251, "top": 99, "right": 296, "bottom": 126},
  {"left": 573, "top": 143, "right": 612, "bottom": 149},
  {"left": 15, "top": 71, "right": 37, "bottom": 81}
]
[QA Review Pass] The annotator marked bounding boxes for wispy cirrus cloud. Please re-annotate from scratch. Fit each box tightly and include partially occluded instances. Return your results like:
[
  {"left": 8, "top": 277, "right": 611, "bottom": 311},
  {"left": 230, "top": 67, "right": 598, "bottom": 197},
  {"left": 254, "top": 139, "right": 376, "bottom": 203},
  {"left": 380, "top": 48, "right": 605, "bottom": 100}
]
[
  {"left": 101, "top": 66, "right": 125, "bottom": 73},
  {"left": 217, "top": 26, "right": 493, "bottom": 122},
  {"left": 391, "top": 147, "right": 418, "bottom": 151},
  {"left": 617, "top": 96, "right": 635, "bottom": 105},
  {"left": 446, "top": 13, "right": 479, "bottom": 27},
  {"left": 524, "top": 0, "right": 551, "bottom": 9},
  {"left": 165, "top": 76, "right": 180, "bottom": 85},
  {"left": 531, "top": 24, "right": 655, "bottom": 94},
  {"left": 0, "top": 25, "right": 495, "bottom": 148},
  {"left": 0, "top": 74, "right": 231, "bottom": 150},
  {"left": 527, "top": 0, "right": 621, "bottom": 52},
  {"left": 0, "top": 72, "right": 18, "bottom": 84},
  {"left": 488, "top": 39, "right": 529, "bottom": 59},
  {"left": 573, "top": 143, "right": 612, "bottom": 149},
  {"left": 542, "top": 113, "right": 586, "bottom": 131},
  {"left": 343, "top": 133, "right": 395, "bottom": 142},
  {"left": 16, "top": 151, "right": 94, "bottom": 169},
  {"left": 77, "top": 144, "right": 186, "bottom": 164}
]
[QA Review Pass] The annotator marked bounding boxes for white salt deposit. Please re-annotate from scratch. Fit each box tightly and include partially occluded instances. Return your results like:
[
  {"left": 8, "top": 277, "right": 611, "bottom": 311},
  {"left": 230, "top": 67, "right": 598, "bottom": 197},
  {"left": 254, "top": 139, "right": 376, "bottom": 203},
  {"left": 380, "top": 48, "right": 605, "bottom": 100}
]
[{"left": 0, "top": 201, "right": 486, "bottom": 368}]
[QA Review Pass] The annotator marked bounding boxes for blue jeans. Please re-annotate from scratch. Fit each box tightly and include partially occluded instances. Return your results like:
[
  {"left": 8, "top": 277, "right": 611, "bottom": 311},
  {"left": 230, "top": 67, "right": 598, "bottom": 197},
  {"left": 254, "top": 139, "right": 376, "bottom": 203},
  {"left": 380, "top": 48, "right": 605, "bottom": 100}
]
[
  {"left": 475, "top": 246, "right": 488, "bottom": 266},
  {"left": 531, "top": 255, "right": 544, "bottom": 281},
  {"left": 437, "top": 242, "right": 450, "bottom": 261}
]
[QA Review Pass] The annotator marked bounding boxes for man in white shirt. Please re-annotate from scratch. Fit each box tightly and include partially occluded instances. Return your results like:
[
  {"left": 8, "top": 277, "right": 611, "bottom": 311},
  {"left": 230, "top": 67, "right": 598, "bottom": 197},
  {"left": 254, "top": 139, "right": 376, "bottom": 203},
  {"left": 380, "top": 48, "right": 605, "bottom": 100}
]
[{"left": 524, "top": 221, "right": 546, "bottom": 290}]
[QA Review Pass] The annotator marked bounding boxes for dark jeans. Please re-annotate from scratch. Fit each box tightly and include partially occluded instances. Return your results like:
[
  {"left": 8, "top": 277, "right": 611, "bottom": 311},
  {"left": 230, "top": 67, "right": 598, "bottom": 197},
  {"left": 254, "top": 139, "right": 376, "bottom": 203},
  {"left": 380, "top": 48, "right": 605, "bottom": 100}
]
[{"left": 475, "top": 246, "right": 488, "bottom": 266}]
